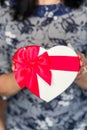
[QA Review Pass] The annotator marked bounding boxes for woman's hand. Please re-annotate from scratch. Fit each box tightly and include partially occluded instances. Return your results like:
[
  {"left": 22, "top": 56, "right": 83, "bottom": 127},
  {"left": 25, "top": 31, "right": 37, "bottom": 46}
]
[
  {"left": 74, "top": 52, "right": 87, "bottom": 90},
  {"left": 0, "top": 73, "right": 21, "bottom": 96}
]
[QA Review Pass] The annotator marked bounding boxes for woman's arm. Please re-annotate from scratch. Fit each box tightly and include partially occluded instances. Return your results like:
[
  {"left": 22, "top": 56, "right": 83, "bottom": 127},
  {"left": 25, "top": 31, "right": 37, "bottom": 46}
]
[
  {"left": 0, "top": 73, "right": 21, "bottom": 96},
  {"left": 1, "top": 53, "right": 87, "bottom": 97}
]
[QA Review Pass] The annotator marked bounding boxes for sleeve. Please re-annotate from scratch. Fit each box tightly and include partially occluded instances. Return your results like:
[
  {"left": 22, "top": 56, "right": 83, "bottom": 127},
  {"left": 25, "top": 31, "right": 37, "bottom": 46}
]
[
  {"left": 85, "top": 6, "right": 87, "bottom": 57},
  {"left": 77, "top": 7, "right": 87, "bottom": 55},
  {"left": 82, "top": 6, "right": 87, "bottom": 57},
  {"left": 0, "top": 6, "right": 10, "bottom": 74}
]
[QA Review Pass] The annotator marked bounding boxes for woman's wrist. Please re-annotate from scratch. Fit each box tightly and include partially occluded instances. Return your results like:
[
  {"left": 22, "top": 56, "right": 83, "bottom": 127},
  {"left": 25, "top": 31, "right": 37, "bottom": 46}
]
[{"left": 0, "top": 96, "right": 8, "bottom": 100}]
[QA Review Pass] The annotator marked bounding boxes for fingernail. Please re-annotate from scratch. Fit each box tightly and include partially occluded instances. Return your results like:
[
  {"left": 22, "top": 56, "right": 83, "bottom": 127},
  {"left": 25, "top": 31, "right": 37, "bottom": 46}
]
[{"left": 80, "top": 61, "right": 83, "bottom": 66}]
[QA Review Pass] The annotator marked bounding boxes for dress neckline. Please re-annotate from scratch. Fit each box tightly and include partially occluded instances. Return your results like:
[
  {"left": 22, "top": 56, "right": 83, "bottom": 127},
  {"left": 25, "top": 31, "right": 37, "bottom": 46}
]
[{"left": 33, "top": 3, "right": 72, "bottom": 17}]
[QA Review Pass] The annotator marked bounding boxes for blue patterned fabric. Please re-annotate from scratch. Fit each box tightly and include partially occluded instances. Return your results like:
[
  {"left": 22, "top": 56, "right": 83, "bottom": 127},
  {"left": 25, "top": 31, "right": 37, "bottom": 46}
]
[
  {"left": 0, "top": 3, "right": 87, "bottom": 130},
  {"left": 33, "top": 3, "right": 72, "bottom": 17},
  {"left": 9, "top": 0, "right": 16, "bottom": 8}
]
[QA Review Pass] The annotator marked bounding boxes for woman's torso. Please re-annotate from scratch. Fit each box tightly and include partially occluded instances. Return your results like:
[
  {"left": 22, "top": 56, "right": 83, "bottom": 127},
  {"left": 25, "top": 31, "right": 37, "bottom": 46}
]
[{"left": 0, "top": 3, "right": 87, "bottom": 130}]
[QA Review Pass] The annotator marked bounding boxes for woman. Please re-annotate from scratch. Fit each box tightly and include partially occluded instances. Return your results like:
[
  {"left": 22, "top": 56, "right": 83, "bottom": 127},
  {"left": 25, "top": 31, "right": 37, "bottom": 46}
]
[{"left": 0, "top": 0, "right": 87, "bottom": 130}]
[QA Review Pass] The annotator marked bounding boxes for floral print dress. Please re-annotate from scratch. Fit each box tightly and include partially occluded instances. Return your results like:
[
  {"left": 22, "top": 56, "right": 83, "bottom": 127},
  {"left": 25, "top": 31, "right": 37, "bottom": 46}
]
[{"left": 0, "top": 3, "right": 87, "bottom": 130}]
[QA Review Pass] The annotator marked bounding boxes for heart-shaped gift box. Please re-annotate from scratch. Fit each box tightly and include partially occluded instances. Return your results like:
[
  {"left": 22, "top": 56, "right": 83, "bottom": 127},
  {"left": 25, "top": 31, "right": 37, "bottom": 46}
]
[{"left": 12, "top": 45, "right": 80, "bottom": 102}]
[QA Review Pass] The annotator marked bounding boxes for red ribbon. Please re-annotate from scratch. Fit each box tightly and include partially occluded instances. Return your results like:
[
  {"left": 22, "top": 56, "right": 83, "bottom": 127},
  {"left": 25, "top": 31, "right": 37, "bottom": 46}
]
[{"left": 12, "top": 46, "right": 80, "bottom": 97}]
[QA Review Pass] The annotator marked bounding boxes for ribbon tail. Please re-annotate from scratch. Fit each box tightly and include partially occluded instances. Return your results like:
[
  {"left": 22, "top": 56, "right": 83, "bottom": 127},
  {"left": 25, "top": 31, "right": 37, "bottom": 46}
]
[
  {"left": 35, "top": 65, "right": 52, "bottom": 85},
  {"left": 26, "top": 70, "right": 40, "bottom": 97}
]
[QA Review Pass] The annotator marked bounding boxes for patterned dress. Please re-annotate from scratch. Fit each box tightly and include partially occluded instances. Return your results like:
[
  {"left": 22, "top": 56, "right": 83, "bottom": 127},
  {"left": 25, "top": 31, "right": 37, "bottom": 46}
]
[{"left": 0, "top": 3, "right": 87, "bottom": 130}]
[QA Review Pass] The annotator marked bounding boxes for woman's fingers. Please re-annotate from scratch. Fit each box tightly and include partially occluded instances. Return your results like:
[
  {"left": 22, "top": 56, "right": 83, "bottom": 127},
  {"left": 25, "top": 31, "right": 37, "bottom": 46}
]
[
  {"left": 75, "top": 52, "right": 87, "bottom": 80},
  {"left": 77, "top": 52, "right": 87, "bottom": 66}
]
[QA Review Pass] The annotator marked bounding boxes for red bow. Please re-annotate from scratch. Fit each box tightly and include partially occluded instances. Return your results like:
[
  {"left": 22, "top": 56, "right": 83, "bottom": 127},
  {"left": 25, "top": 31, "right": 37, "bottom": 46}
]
[
  {"left": 12, "top": 46, "right": 52, "bottom": 97},
  {"left": 12, "top": 46, "right": 80, "bottom": 97}
]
